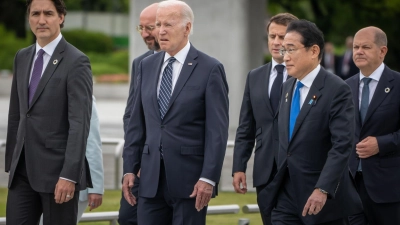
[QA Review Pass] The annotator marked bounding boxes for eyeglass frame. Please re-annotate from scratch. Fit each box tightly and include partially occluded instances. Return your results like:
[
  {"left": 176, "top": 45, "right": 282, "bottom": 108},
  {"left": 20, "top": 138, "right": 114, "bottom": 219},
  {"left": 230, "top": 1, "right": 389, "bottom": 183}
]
[
  {"left": 136, "top": 25, "right": 156, "bottom": 34},
  {"left": 279, "top": 46, "right": 309, "bottom": 56}
]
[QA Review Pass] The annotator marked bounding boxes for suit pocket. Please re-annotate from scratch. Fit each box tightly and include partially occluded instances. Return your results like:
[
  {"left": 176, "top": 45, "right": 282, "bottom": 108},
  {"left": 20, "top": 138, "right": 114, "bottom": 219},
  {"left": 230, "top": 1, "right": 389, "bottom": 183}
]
[
  {"left": 181, "top": 146, "right": 204, "bottom": 155},
  {"left": 255, "top": 139, "right": 262, "bottom": 152},
  {"left": 45, "top": 139, "right": 67, "bottom": 149},
  {"left": 47, "top": 78, "right": 61, "bottom": 88},
  {"left": 379, "top": 156, "right": 400, "bottom": 168},
  {"left": 255, "top": 127, "right": 262, "bottom": 137},
  {"left": 182, "top": 86, "right": 200, "bottom": 91},
  {"left": 142, "top": 145, "right": 149, "bottom": 154}
]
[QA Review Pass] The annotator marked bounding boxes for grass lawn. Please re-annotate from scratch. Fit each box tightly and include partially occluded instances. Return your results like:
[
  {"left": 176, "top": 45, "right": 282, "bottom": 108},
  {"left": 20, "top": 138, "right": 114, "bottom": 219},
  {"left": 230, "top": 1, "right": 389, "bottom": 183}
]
[{"left": 0, "top": 188, "right": 262, "bottom": 225}]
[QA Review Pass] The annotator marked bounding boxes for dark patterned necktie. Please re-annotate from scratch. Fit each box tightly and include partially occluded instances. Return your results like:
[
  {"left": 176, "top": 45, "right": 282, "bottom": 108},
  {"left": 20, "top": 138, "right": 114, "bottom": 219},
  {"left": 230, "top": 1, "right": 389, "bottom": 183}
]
[
  {"left": 28, "top": 49, "right": 45, "bottom": 106},
  {"left": 270, "top": 64, "right": 285, "bottom": 114},
  {"left": 358, "top": 77, "right": 372, "bottom": 171},
  {"left": 158, "top": 57, "right": 176, "bottom": 120}
]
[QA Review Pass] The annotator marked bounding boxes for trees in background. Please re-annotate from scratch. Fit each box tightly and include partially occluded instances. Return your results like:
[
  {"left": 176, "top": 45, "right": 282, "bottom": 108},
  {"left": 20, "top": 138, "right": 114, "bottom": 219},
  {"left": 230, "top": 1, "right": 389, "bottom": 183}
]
[{"left": 268, "top": 0, "right": 400, "bottom": 70}]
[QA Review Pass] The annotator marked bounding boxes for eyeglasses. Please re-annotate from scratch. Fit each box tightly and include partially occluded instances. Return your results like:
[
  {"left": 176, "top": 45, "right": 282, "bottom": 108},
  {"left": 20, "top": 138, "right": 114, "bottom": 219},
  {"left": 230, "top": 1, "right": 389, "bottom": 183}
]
[
  {"left": 279, "top": 46, "right": 307, "bottom": 56},
  {"left": 136, "top": 25, "right": 155, "bottom": 34}
]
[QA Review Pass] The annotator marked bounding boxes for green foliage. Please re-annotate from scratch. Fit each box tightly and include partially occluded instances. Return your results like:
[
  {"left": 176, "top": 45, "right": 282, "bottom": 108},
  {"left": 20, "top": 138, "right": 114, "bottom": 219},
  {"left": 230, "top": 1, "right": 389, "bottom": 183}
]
[
  {"left": 267, "top": 0, "right": 400, "bottom": 71},
  {"left": 65, "top": 0, "right": 130, "bottom": 13},
  {"left": 87, "top": 50, "right": 129, "bottom": 76},
  {"left": 62, "top": 29, "right": 114, "bottom": 54},
  {"left": 0, "top": 24, "right": 32, "bottom": 70}
]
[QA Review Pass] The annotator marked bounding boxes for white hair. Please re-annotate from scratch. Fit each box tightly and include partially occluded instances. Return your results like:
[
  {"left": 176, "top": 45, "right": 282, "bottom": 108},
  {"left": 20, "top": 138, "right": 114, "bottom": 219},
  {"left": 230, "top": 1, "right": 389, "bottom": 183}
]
[{"left": 158, "top": 0, "right": 194, "bottom": 35}]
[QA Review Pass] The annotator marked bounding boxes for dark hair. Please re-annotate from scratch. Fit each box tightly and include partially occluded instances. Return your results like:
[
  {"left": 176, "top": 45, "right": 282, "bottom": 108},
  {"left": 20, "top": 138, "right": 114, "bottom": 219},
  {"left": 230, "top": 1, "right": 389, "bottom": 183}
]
[
  {"left": 26, "top": 0, "right": 67, "bottom": 28},
  {"left": 286, "top": 19, "right": 325, "bottom": 60},
  {"left": 266, "top": 13, "right": 298, "bottom": 34}
]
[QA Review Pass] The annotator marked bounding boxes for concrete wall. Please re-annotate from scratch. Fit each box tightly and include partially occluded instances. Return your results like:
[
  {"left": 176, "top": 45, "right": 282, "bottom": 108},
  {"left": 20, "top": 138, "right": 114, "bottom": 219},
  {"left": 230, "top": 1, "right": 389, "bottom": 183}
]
[{"left": 129, "top": 0, "right": 266, "bottom": 139}]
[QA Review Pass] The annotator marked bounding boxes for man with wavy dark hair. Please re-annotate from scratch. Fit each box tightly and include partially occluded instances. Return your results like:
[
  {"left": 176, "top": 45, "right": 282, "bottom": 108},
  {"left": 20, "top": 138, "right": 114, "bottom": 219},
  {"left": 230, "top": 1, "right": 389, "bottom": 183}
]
[{"left": 6, "top": 0, "right": 93, "bottom": 224}]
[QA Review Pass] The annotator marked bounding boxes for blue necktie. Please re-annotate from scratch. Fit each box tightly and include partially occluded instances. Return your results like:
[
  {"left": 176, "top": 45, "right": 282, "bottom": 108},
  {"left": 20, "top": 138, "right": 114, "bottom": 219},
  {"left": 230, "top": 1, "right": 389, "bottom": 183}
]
[
  {"left": 28, "top": 49, "right": 45, "bottom": 106},
  {"left": 289, "top": 81, "right": 304, "bottom": 141},
  {"left": 358, "top": 77, "right": 372, "bottom": 171},
  {"left": 270, "top": 64, "right": 284, "bottom": 114},
  {"left": 158, "top": 57, "right": 176, "bottom": 120}
]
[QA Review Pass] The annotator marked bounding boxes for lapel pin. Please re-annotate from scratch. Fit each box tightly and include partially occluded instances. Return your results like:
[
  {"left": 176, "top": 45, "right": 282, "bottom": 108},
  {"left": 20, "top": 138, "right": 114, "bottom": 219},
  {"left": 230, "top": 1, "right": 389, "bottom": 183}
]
[
  {"left": 308, "top": 99, "right": 313, "bottom": 105},
  {"left": 285, "top": 93, "right": 288, "bottom": 102},
  {"left": 312, "top": 95, "right": 318, "bottom": 105},
  {"left": 385, "top": 87, "right": 390, "bottom": 93},
  {"left": 188, "top": 63, "right": 192, "bottom": 66},
  {"left": 53, "top": 59, "right": 58, "bottom": 65}
]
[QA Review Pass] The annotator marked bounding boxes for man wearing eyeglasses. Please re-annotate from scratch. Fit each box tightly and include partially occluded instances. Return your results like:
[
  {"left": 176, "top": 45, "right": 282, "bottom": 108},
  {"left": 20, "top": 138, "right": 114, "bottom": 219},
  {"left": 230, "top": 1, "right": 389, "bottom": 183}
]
[
  {"left": 232, "top": 13, "right": 298, "bottom": 225},
  {"left": 119, "top": 3, "right": 160, "bottom": 225},
  {"left": 257, "top": 20, "right": 363, "bottom": 224}
]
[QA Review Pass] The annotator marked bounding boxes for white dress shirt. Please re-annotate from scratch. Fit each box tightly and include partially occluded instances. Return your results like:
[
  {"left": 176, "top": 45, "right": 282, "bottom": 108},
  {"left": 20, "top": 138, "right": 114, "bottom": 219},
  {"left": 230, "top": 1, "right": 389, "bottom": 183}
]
[
  {"left": 358, "top": 63, "right": 384, "bottom": 107},
  {"left": 29, "top": 33, "right": 62, "bottom": 84},
  {"left": 268, "top": 59, "right": 288, "bottom": 96},
  {"left": 294, "top": 64, "right": 321, "bottom": 109}
]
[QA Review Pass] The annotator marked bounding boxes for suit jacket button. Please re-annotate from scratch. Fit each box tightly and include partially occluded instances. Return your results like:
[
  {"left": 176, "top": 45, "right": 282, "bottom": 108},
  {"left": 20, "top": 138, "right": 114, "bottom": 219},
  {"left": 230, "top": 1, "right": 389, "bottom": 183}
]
[
  {"left": 26, "top": 114, "right": 30, "bottom": 118},
  {"left": 161, "top": 125, "right": 165, "bottom": 129},
  {"left": 287, "top": 152, "right": 291, "bottom": 156}
]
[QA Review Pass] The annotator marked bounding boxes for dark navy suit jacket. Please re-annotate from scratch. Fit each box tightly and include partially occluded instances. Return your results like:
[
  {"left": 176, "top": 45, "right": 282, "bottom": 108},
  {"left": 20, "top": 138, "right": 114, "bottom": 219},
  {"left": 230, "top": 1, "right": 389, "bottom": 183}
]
[
  {"left": 346, "top": 65, "right": 400, "bottom": 203},
  {"left": 123, "top": 45, "right": 229, "bottom": 198}
]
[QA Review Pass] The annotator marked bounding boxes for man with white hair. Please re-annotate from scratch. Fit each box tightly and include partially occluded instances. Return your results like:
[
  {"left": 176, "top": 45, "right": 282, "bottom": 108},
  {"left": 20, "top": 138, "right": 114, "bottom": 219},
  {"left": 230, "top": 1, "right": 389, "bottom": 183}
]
[{"left": 122, "top": 1, "right": 229, "bottom": 224}]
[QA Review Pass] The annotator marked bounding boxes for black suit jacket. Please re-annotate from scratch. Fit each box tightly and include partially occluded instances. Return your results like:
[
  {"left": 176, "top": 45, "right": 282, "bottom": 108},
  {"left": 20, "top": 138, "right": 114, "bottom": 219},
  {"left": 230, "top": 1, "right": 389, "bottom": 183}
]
[
  {"left": 123, "top": 50, "right": 154, "bottom": 133},
  {"left": 5, "top": 37, "right": 93, "bottom": 192},
  {"left": 338, "top": 52, "right": 359, "bottom": 80},
  {"left": 346, "top": 65, "right": 400, "bottom": 203},
  {"left": 258, "top": 67, "right": 362, "bottom": 224},
  {"left": 232, "top": 62, "right": 279, "bottom": 187},
  {"left": 123, "top": 45, "right": 229, "bottom": 198}
]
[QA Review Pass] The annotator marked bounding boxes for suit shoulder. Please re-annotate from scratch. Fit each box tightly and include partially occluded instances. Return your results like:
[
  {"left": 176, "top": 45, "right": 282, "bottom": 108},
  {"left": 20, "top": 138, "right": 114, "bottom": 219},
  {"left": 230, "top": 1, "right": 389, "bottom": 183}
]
[
  {"left": 65, "top": 41, "right": 88, "bottom": 59},
  {"left": 344, "top": 72, "right": 360, "bottom": 85},
  {"left": 15, "top": 44, "right": 35, "bottom": 59},
  {"left": 248, "top": 63, "right": 271, "bottom": 77},
  {"left": 195, "top": 49, "right": 223, "bottom": 66},
  {"left": 133, "top": 51, "right": 153, "bottom": 63}
]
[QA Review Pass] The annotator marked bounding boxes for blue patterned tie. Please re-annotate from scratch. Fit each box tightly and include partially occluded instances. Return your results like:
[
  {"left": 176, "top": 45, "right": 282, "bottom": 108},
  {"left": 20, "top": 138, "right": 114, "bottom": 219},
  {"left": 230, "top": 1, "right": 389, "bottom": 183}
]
[
  {"left": 29, "top": 49, "right": 45, "bottom": 106},
  {"left": 158, "top": 57, "right": 176, "bottom": 120},
  {"left": 358, "top": 77, "right": 372, "bottom": 171},
  {"left": 289, "top": 81, "right": 304, "bottom": 141}
]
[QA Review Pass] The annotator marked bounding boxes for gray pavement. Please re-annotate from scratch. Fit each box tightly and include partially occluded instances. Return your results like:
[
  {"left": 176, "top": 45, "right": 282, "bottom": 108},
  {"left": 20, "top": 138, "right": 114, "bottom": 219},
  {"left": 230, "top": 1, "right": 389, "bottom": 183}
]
[{"left": 0, "top": 75, "right": 256, "bottom": 191}]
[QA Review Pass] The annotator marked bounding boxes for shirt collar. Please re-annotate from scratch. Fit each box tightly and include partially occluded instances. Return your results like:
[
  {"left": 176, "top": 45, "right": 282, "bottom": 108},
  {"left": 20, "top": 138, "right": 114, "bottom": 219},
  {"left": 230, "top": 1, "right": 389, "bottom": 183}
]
[
  {"left": 271, "top": 58, "right": 286, "bottom": 70},
  {"left": 163, "top": 41, "right": 190, "bottom": 64},
  {"left": 35, "top": 33, "right": 62, "bottom": 57},
  {"left": 359, "top": 63, "right": 384, "bottom": 83},
  {"left": 297, "top": 64, "right": 321, "bottom": 88}
]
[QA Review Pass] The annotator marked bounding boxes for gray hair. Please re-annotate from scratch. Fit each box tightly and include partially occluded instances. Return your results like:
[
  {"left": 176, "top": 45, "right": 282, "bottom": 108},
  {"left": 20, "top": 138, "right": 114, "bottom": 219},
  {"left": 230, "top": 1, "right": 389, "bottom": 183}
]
[{"left": 158, "top": 0, "right": 194, "bottom": 35}]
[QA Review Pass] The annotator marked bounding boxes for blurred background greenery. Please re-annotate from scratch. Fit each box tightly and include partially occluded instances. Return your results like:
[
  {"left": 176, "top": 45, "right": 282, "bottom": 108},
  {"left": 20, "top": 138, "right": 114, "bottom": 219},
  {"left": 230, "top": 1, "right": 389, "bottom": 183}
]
[{"left": 1, "top": 0, "right": 400, "bottom": 75}]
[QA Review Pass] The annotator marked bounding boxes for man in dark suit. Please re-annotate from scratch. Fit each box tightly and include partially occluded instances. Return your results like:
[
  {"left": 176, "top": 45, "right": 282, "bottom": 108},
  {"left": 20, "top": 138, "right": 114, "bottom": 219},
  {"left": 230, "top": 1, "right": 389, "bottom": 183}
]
[
  {"left": 257, "top": 20, "right": 362, "bottom": 225},
  {"left": 122, "top": 1, "right": 229, "bottom": 225},
  {"left": 119, "top": 3, "right": 160, "bottom": 225},
  {"left": 338, "top": 36, "right": 359, "bottom": 80},
  {"left": 320, "top": 42, "right": 340, "bottom": 75},
  {"left": 232, "top": 13, "right": 298, "bottom": 225},
  {"left": 346, "top": 26, "right": 400, "bottom": 225},
  {"left": 5, "top": 0, "right": 93, "bottom": 224}
]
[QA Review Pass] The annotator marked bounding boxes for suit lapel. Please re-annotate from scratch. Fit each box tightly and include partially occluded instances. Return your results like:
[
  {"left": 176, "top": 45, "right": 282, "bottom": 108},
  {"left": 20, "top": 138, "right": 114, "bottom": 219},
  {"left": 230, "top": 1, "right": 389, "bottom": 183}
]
[
  {"left": 28, "top": 38, "right": 66, "bottom": 109},
  {"left": 152, "top": 52, "right": 166, "bottom": 116},
  {"left": 261, "top": 63, "right": 274, "bottom": 116},
  {"left": 164, "top": 45, "right": 198, "bottom": 116},
  {"left": 350, "top": 75, "right": 362, "bottom": 127},
  {"left": 363, "top": 66, "right": 393, "bottom": 124},
  {"left": 281, "top": 78, "right": 296, "bottom": 150},
  {"left": 22, "top": 45, "right": 36, "bottom": 109},
  {"left": 290, "top": 69, "right": 325, "bottom": 142}
]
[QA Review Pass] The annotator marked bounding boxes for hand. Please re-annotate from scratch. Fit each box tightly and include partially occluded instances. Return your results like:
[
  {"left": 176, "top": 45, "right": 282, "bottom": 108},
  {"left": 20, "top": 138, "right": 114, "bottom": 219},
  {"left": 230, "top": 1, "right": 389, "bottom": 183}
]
[
  {"left": 356, "top": 136, "right": 379, "bottom": 158},
  {"left": 54, "top": 179, "right": 75, "bottom": 204},
  {"left": 122, "top": 173, "right": 137, "bottom": 206},
  {"left": 88, "top": 193, "right": 103, "bottom": 211},
  {"left": 137, "top": 169, "right": 141, "bottom": 178},
  {"left": 232, "top": 172, "right": 247, "bottom": 194},
  {"left": 189, "top": 180, "right": 213, "bottom": 211},
  {"left": 302, "top": 189, "right": 327, "bottom": 216}
]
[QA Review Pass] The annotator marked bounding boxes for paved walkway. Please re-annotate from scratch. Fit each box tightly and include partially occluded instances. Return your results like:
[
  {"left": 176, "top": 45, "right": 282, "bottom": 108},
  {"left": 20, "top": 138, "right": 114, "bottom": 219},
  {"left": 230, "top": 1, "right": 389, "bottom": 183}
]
[{"left": 0, "top": 76, "right": 255, "bottom": 191}]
